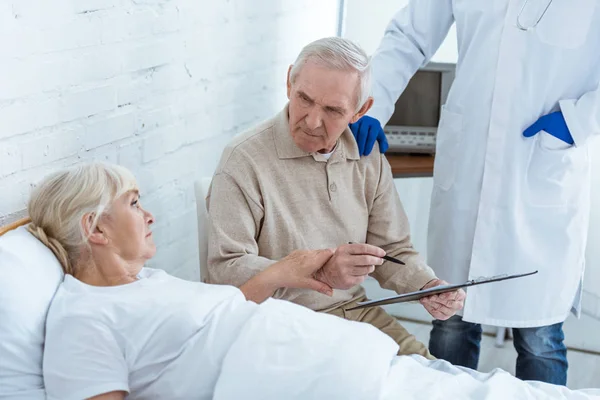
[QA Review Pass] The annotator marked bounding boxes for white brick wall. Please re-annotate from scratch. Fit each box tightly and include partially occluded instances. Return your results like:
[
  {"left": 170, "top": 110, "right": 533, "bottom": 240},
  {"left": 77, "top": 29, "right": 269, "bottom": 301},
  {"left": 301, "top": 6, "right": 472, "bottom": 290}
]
[{"left": 0, "top": 0, "right": 341, "bottom": 280}]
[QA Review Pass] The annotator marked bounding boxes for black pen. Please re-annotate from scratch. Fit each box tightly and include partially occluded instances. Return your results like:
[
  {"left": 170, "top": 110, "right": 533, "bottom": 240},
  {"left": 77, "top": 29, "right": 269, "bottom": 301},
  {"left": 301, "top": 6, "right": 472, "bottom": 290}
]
[
  {"left": 348, "top": 242, "right": 405, "bottom": 265},
  {"left": 382, "top": 254, "right": 405, "bottom": 265}
]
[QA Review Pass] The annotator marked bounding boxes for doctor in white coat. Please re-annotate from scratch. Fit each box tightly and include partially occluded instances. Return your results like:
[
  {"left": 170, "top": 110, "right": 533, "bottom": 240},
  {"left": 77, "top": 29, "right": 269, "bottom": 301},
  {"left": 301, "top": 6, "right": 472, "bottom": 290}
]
[{"left": 349, "top": 0, "right": 600, "bottom": 385}]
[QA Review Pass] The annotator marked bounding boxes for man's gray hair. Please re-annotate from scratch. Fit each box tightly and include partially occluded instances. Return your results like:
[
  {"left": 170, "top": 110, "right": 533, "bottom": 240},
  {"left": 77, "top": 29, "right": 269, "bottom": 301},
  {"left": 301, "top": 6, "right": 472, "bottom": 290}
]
[{"left": 289, "top": 37, "right": 372, "bottom": 113}]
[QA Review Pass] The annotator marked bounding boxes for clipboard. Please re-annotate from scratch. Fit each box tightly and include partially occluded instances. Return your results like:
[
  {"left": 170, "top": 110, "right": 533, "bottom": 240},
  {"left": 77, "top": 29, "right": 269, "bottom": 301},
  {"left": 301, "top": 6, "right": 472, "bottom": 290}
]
[{"left": 346, "top": 270, "right": 538, "bottom": 311}]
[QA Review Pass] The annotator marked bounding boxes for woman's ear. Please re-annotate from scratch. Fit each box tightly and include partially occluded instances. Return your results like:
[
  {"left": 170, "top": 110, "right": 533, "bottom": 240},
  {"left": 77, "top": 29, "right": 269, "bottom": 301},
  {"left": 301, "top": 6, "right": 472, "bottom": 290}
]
[
  {"left": 350, "top": 97, "right": 374, "bottom": 124},
  {"left": 82, "top": 213, "right": 108, "bottom": 245}
]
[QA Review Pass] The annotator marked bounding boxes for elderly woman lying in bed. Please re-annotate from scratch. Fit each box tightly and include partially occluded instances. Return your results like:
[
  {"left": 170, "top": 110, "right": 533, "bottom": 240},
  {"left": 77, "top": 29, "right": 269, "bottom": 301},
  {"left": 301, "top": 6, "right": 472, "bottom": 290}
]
[{"left": 33, "top": 162, "right": 598, "bottom": 400}]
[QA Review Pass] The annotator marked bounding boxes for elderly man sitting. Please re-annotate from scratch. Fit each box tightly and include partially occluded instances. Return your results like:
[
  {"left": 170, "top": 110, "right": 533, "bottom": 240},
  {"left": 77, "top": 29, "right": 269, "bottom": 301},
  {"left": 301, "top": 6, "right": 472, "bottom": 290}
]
[{"left": 207, "top": 37, "right": 465, "bottom": 358}]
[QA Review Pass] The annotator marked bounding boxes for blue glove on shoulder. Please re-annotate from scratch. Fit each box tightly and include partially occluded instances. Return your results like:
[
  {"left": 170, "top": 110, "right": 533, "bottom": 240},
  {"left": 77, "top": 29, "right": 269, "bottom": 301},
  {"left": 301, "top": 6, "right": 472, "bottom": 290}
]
[
  {"left": 523, "top": 111, "right": 574, "bottom": 145},
  {"left": 349, "top": 115, "right": 389, "bottom": 156}
]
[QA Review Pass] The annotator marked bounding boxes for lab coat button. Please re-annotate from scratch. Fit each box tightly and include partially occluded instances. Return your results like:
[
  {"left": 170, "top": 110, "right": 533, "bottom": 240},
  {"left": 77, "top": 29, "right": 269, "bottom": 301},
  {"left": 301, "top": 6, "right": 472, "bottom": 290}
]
[{"left": 330, "top": 183, "right": 337, "bottom": 192}]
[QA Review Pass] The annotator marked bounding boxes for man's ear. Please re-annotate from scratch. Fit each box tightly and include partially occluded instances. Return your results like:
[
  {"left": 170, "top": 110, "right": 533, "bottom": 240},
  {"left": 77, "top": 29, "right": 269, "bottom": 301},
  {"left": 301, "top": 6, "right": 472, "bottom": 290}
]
[
  {"left": 82, "top": 213, "right": 108, "bottom": 245},
  {"left": 349, "top": 97, "right": 374, "bottom": 124},
  {"left": 286, "top": 65, "right": 293, "bottom": 99}
]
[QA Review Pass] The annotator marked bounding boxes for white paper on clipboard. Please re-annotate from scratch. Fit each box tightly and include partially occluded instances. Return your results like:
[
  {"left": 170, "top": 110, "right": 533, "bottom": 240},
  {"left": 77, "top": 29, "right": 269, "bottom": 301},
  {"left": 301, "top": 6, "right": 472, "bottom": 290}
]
[{"left": 346, "top": 270, "right": 538, "bottom": 311}]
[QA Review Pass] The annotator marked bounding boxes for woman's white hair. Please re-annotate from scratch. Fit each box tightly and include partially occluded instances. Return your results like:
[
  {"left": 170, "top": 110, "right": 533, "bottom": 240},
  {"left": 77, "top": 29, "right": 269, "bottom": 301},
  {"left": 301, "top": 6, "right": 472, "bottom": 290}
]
[
  {"left": 27, "top": 162, "right": 138, "bottom": 275},
  {"left": 289, "top": 37, "right": 372, "bottom": 113}
]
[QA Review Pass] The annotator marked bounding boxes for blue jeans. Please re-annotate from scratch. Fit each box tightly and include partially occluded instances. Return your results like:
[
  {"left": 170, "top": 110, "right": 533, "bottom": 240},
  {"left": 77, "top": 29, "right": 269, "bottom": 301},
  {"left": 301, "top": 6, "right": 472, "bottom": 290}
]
[{"left": 429, "top": 315, "right": 568, "bottom": 385}]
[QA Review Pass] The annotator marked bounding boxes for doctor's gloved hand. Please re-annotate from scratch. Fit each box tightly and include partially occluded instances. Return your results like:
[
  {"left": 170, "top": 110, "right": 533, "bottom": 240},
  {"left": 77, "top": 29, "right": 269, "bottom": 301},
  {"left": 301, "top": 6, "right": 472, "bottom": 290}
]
[
  {"left": 523, "top": 111, "right": 574, "bottom": 145},
  {"left": 419, "top": 279, "right": 466, "bottom": 321},
  {"left": 349, "top": 115, "right": 389, "bottom": 156}
]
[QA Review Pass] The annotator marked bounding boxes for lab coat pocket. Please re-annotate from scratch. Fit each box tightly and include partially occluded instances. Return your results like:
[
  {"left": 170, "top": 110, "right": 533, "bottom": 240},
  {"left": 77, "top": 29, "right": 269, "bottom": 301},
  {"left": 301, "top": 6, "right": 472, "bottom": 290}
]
[
  {"left": 433, "top": 107, "right": 463, "bottom": 191},
  {"left": 526, "top": 131, "right": 588, "bottom": 207},
  {"left": 534, "top": 0, "right": 595, "bottom": 48}
]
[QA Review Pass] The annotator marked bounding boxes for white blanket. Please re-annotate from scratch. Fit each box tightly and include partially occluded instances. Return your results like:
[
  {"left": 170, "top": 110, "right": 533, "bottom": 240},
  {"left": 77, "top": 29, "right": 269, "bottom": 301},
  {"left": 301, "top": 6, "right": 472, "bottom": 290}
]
[
  {"left": 381, "top": 357, "right": 600, "bottom": 400},
  {"left": 214, "top": 299, "right": 600, "bottom": 400}
]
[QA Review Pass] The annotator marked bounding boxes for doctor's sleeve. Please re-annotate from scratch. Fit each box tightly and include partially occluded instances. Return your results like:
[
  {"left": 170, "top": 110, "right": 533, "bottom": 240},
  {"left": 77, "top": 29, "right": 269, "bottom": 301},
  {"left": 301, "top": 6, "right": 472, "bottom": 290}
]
[
  {"left": 367, "top": 155, "right": 437, "bottom": 294},
  {"left": 368, "top": 0, "right": 455, "bottom": 125},
  {"left": 43, "top": 317, "right": 129, "bottom": 400},
  {"left": 560, "top": 84, "right": 600, "bottom": 147}
]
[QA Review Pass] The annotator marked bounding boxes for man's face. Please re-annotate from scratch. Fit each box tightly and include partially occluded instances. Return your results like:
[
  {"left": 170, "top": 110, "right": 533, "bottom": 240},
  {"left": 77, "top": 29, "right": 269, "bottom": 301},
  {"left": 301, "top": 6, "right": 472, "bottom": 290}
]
[{"left": 286, "top": 60, "right": 370, "bottom": 153}]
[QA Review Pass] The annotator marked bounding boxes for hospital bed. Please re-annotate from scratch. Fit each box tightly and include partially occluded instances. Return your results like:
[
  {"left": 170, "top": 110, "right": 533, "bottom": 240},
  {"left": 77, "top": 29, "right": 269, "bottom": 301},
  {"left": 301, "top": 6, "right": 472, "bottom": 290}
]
[{"left": 2, "top": 214, "right": 599, "bottom": 399}]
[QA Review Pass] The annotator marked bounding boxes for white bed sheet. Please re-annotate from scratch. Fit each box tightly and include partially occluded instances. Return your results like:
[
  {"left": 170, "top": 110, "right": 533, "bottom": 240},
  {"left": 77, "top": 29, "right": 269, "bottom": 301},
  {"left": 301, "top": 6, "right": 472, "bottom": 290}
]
[{"left": 213, "top": 299, "right": 600, "bottom": 400}]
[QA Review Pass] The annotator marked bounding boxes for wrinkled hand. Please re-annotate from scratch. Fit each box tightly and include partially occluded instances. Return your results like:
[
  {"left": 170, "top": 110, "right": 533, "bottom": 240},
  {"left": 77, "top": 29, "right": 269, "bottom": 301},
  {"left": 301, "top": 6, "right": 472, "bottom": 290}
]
[
  {"left": 349, "top": 115, "right": 389, "bottom": 156},
  {"left": 273, "top": 249, "right": 336, "bottom": 296},
  {"left": 523, "top": 111, "right": 574, "bottom": 145},
  {"left": 419, "top": 279, "right": 466, "bottom": 320},
  {"left": 313, "top": 243, "right": 385, "bottom": 290}
]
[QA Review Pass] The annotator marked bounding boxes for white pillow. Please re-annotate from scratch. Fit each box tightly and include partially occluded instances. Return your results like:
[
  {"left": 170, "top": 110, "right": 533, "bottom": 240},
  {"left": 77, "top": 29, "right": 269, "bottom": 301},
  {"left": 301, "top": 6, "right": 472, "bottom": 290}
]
[{"left": 0, "top": 225, "right": 64, "bottom": 399}]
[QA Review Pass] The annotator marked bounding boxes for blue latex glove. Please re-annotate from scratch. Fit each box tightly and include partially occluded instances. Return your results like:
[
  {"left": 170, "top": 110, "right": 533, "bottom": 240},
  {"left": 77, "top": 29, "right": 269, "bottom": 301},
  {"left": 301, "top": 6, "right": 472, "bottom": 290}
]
[
  {"left": 523, "top": 111, "right": 574, "bottom": 145},
  {"left": 349, "top": 115, "right": 389, "bottom": 156}
]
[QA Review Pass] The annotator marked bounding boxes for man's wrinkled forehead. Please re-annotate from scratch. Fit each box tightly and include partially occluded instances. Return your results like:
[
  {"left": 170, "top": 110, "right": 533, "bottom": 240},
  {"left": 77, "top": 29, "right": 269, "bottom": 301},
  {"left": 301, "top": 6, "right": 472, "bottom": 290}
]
[
  {"left": 296, "top": 88, "right": 348, "bottom": 114},
  {"left": 292, "top": 62, "right": 359, "bottom": 111}
]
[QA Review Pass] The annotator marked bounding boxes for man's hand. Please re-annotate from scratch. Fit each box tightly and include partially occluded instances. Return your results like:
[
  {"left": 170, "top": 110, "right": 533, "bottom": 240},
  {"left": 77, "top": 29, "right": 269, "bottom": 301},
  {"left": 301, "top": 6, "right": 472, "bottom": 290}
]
[
  {"left": 313, "top": 243, "right": 385, "bottom": 290},
  {"left": 349, "top": 115, "right": 389, "bottom": 156},
  {"left": 419, "top": 279, "right": 466, "bottom": 320}
]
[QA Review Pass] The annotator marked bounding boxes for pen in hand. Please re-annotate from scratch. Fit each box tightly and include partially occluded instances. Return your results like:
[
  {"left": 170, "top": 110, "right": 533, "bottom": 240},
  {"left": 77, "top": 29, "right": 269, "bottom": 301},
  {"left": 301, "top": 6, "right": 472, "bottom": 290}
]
[{"left": 348, "top": 242, "right": 405, "bottom": 265}]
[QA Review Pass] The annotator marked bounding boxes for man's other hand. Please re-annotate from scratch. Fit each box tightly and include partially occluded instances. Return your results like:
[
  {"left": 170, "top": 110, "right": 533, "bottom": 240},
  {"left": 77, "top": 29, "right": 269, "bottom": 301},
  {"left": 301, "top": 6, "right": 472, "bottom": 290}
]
[{"left": 419, "top": 279, "right": 466, "bottom": 320}]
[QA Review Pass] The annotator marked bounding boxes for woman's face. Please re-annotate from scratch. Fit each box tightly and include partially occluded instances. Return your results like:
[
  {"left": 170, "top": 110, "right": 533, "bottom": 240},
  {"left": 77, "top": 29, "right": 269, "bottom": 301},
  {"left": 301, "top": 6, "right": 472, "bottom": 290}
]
[{"left": 97, "top": 190, "right": 156, "bottom": 264}]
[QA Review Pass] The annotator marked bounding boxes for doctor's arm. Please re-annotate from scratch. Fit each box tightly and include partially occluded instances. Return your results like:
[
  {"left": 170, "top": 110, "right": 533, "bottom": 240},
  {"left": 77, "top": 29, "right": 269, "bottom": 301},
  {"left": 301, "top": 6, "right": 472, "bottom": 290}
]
[
  {"left": 207, "top": 172, "right": 333, "bottom": 303},
  {"left": 351, "top": 0, "right": 455, "bottom": 155},
  {"left": 560, "top": 85, "right": 600, "bottom": 147},
  {"left": 368, "top": 0, "right": 455, "bottom": 125},
  {"left": 523, "top": 86, "right": 600, "bottom": 146}
]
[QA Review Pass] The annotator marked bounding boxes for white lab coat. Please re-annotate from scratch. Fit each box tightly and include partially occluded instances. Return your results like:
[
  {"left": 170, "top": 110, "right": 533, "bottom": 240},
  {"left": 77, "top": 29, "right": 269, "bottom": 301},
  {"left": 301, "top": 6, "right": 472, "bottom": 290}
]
[{"left": 368, "top": 0, "right": 600, "bottom": 327}]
